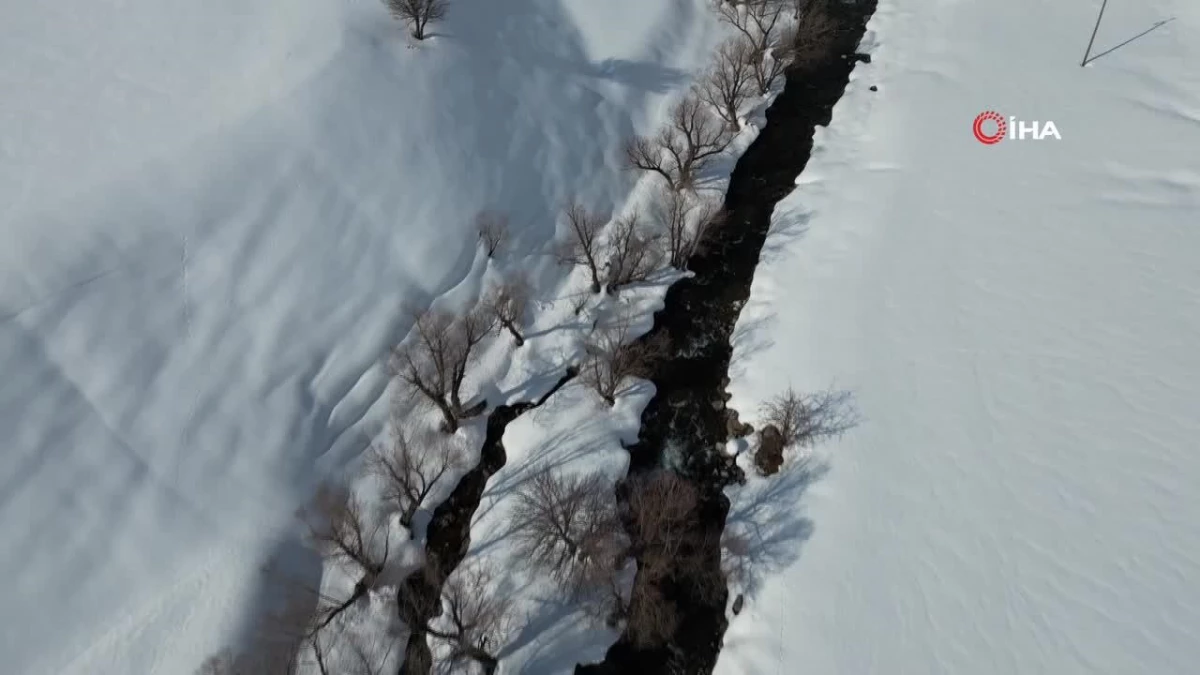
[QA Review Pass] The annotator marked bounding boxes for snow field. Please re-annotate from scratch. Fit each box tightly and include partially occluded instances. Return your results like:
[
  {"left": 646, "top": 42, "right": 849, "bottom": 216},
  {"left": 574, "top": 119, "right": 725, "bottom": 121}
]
[
  {"left": 1, "top": 1, "right": 728, "bottom": 673},
  {"left": 719, "top": 0, "right": 1200, "bottom": 673}
]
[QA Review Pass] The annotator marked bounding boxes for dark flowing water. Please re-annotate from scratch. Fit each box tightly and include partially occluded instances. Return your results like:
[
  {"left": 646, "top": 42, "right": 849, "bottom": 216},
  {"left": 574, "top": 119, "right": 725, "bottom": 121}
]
[{"left": 577, "top": 2, "right": 877, "bottom": 673}]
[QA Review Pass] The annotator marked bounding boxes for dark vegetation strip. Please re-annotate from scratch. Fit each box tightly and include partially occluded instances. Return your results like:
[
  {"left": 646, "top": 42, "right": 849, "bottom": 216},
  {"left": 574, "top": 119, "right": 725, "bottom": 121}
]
[
  {"left": 577, "top": 2, "right": 878, "bottom": 673},
  {"left": 397, "top": 369, "right": 577, "bottom": 674}
]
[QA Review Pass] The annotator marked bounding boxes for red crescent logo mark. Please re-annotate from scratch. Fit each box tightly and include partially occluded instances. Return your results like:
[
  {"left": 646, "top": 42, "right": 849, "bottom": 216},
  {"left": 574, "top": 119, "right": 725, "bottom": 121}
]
[{"left": 973, "top": 111, "right": 1006, "bottom": 145}]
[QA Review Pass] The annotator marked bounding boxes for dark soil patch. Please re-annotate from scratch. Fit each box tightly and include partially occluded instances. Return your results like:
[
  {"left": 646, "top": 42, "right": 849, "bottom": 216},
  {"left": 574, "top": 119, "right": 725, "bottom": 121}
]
[{"left": 576, "top": 1, "right": 878, "bottom": 673}]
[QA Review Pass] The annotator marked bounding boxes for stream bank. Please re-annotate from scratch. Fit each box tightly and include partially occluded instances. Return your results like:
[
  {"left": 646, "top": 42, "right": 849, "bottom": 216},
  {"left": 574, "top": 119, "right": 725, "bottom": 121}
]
[
  {"left": 577, "top": 1, "right": 878, "bottom": 672},
  {"left": 396, "top": 370, "right": 576, "bottom": 674}
]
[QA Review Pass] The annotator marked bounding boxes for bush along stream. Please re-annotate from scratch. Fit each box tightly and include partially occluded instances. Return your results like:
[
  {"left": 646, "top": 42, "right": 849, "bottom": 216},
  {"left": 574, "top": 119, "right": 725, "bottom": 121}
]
[
  {"left": 396, "top": 369, "right": 576, "bottom": 675},
  {"left": 576, "top": 2, "right": 878, "bottom": 673}
]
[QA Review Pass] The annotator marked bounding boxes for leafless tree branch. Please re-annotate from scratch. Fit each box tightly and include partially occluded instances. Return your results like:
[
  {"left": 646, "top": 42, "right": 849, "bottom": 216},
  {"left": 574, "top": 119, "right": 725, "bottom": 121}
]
[
  {"left": 476, "top": 211, "right": 509, "bottom": 258},
  {"left": 759, "top": 387, "right": 858, "bottom": 449},
  {"left": 698, "top": 37, "right": 757, "bottom": 129},
  {"left": 512, "top": 471, "right": 627, "bottom": 587},
  {"left": 604, "top": 212, "right": 664, "bottom": 293},
  {"left": 368, "top": 422, "right": 463, "bottom": 534},
  {"left": 389, "top": 306, "right": 494, "bottom": 432},
  {"left": 384, "top": 0, "right": 448, "bottom": 40},
  {"left": 425, "top": 562, "right": 513, "bottom": 674},
  {"left": 624, "top": 92, "right": 734, "bottom": 192},
  {"left": 716, "top": 0, "right": 785, "bottom": 55},
  {"left": 299, "top": 483, "right": 391, "bottom": 582},
  {"left": 580, "top": 312, "right": 662, "bottom": 406},
  {"left": 482, "top": 272, "right": 532, "bottom": 346},
  {"left": 651, "top": 185, "right": 724, "bottom": 268},
  {"left": 555, "top": 200, "right": 608, "bottom": 294}
]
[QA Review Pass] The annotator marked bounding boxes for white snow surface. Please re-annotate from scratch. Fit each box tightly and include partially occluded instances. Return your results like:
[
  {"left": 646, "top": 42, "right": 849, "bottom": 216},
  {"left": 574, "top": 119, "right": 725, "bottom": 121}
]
[
  {"left": 720, "top": 1, "right": 1200, "bottom": 674},
  {"left": 0, "top": 1, "right": 724, "bottom": 673}
]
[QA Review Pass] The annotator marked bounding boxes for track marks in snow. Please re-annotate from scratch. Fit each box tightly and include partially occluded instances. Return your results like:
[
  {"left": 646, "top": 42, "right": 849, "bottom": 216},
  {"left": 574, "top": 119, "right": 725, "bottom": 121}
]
[{"left": 1094, "top": 164, "right": 1200, "bottom": 210}]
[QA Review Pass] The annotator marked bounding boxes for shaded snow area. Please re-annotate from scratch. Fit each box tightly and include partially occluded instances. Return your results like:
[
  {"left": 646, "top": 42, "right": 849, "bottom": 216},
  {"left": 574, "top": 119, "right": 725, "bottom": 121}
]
[
  {"left": 0, "top": 1, "right": 725, "bottom": 673},
  {"left": 720, "top": 1, "right": 1200, "bottom": 674}
]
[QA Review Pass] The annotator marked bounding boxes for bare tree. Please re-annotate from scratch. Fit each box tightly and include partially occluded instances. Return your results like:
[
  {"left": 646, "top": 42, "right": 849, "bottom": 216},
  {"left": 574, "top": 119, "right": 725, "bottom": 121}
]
[
  {"left": 759, "top": 387, "right": 858, "bottom": 449},
  {"left": 299, "top": 483, "right": 391, "bottom": 583},
  {"left": 512, "top": 470, "right": 630, "bottom": 627},
  {"left": 512, "top": 471, "right": 626, "bottom": 585},
  {"left": 716, "top": 1, "right": 809, "bottom": 94},
  {"left": 426, "top": 563, "right": 513, "bottom": 675},
  {"left": 384, "top": 0, "right": 448, "bottom": 40},
  {"left": 604, "top": 212, "right": 663, "bottom": 293},
  {"left": 482, "top": 273, "right": 532, "bottom": 346},
  {"left": 476, "top": 211, "right": 509, "bottom": 258},
  {"left": 390, "top": 306, "right": 494, "bottom": 432},
  {"left": 699, "top": 37, "right": 757, "bottom": 130},
  {"left": 368, "top": 423, "right": 462, "bottom": 534},
  {"left": 580, "top": 314, "right": 660, "bottom": 405},
  {"left": 651, "top": 185, "right": 723, "bottom": 268},
  {"left": 624, "top": 92, "right": 734, "bottom": 191},
  {"left": 555, "top": 200, "right": 607, "bottom": 294},
  {"left": 716, "top": 0, "right": 785, "bottom": 55},
  {"left": 751, "top": 22, "right": 795, "bottom": 94}
]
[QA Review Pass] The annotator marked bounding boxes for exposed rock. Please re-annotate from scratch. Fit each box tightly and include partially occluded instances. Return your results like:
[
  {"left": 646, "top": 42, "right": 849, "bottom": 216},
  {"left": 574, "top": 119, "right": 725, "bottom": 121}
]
[
  {"left": 725, "top": 408, "right": 755, "bottom": 439},
  {"left": 754, "top": 425, "right": 786, "bottom": 476}
]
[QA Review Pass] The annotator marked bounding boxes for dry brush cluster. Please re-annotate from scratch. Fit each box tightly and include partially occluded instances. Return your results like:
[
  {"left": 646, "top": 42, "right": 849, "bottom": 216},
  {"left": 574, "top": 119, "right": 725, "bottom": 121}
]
[
  {"left": 555, "top": 192, "right": 724, "bottom": 292},
  {"left": 508, "top": 468, "right": 717, "bottom": 646},
  {"left": 754, "top": 387, "right": 859, "bottom": 475}
]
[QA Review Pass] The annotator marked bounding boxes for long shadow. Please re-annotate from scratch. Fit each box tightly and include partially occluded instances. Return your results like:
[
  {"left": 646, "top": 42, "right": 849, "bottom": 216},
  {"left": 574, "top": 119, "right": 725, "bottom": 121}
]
[
  {"left": 723, "top": 457, "right": 829, "bottom": 600},
  {"left": 225, "top": 532, "right": 326, "bottom": 664},
  {"left": 1084, "top": 18, "right": 1175, "bottom": 66}
]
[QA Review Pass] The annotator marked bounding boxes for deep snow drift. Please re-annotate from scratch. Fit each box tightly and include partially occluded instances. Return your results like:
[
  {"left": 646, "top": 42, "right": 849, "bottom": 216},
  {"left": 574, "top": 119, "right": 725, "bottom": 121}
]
[
  {"left": 0, "top": 1, "right": 723, "bottom": 673},
  {"left": 720, "top": 0, "right": 1200, "bottom": 673}
]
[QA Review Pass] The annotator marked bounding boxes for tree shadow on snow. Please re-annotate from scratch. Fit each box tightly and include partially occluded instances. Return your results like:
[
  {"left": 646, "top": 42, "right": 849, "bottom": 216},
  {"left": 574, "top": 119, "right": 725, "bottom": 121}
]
[
  {"left": 759, "top": 209, "right": 811, "bottom": 264},
  {"left": 500, "top": 594, "right": 617, "bottom": 675},
  {"left": 728, "top": 311, "right": 777, "bottom": 383},
  {"left": 226, "top": 531, "right": 326, "bottom": 659},
  {"left": 723, "top": 455, "right": 830, "bottom": 601},
  {"left": 470, "top": 417, "right": 614, "bottom": 555}
]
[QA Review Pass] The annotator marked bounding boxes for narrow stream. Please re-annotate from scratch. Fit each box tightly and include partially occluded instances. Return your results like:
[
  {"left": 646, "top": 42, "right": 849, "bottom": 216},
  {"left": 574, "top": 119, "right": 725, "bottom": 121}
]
[
  {"left": 396, "top": 370, "right": 576, "bottom": 674},
  {"left": 578, "top": 2, "right": 877, "bottom": 673},
  {"left": 396, "top": 2, "right": 876, "bottom": 671}
]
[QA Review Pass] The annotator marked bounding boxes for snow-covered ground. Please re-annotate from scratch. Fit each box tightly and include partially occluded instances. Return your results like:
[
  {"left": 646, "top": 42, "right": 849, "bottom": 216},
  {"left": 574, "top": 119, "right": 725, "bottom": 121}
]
[
  {"left": 721, "top": 0, "right": 1200, "bottom": 673},
  {"left": 0, "top": 1, "right": 724, "bottom": 673}
]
